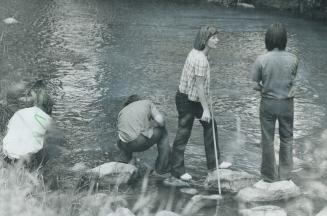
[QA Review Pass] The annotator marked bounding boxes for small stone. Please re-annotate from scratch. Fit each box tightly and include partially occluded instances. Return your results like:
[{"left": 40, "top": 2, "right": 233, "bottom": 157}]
[
  {"left": 180, "top": 188, "right": 199, "bottom": 195},
  {"left": 71, "top": 162, "right": 88, "bottom": 172},
  {"left": 163, "top": 177, "right": 190, "bottom": 187},
  {"left": 237, "top": 3, "right": 255, "bottom": 9},
  {"left": 3, "top": 17, "right": 19, "bottom": 24},
  {"left": 88, "top": 162, "right": 137, "bottom": 185}
]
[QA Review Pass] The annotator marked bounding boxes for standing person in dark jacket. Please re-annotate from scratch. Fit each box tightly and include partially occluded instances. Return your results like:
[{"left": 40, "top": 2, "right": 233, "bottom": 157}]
[{"left": 252, "top": 23, "right": 298, "bottom": 182}]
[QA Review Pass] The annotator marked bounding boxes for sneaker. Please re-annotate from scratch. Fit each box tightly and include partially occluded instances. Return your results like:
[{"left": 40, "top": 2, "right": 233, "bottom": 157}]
[
  {"left": 163, "top": 176, "right": 190, "bottom": 187},
  {"left": 219, "top": 161, "right": 232, "bottom": 169},
  {"left": 180, "top": 173, "right": 192, "bottom": 181}
]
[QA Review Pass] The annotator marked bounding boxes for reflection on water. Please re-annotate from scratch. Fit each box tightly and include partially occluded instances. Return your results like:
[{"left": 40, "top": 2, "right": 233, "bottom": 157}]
[{"left": 1, "top": 0, "right": 327, "bottom": 214}]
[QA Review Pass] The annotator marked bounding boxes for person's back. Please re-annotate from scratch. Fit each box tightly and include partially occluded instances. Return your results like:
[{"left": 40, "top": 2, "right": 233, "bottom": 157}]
[
  {"left": 252, "top": 23, "right": 298, "bottom": 182},
  {"left": 2, "top": 80, "right": 54, "bottom": 165},
  {"left": 255, "top": 50, "right": 298, "bottom": 99},
  {"left": 116, "top": 95, "right": 170, "bottom": 176},
  {"left": 118, "top": 99, "right": 155, "bottom": 143},
  {"left": 3, "top": 106, "right": 52, "bottom": 159}
]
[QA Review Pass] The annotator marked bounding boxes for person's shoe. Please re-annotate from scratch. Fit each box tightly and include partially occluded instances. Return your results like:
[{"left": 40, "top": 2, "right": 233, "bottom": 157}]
[
  {"left": 218, "top": 161, "right": 232, "bottom": 169},
  {"left": 163, "top": 176, "right": 190, "bottom": 187},
  {"left": 180, "top": 173, "right": 192, "bottom": 181}
]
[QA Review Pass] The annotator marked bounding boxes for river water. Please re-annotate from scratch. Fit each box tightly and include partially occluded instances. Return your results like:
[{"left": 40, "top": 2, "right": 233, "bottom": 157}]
[{"left": 1, "top": 0, "right": 327, "bottom": 215}]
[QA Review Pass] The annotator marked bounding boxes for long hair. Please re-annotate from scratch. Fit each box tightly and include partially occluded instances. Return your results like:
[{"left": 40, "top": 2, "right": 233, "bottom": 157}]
[
  {"left": 193, "top": 25, "right": 219, "bottom": 51},
  {"left": 265, "top": 23, "right": 287, "bottom": 51}
]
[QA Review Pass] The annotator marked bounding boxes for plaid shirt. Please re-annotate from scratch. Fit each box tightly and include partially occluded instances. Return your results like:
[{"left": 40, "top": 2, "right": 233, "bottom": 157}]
[{"left": 178, "top": 49, "right": 210, "bottom": 102}]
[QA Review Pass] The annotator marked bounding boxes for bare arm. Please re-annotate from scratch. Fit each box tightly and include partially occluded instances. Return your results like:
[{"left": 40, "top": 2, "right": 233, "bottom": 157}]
[
  {"left": 195, "top": 76, "right": 211, "bottom": 122},
  {"left": 150, "top": 103, "right": 165, "bottom": 127},
  {"left": 252, "top": 56, "right": 262, "bottom": 92}
]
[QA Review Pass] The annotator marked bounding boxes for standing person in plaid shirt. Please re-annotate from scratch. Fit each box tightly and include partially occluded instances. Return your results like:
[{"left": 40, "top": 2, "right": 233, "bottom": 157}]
[{"left": 165, "top": 26, "right": 231, "bottom": 186}]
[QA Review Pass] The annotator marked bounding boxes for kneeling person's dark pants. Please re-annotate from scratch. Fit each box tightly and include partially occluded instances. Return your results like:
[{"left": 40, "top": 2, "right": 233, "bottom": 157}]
[{"left": 117, "top": 127, "right": 171, "bottom": 174}]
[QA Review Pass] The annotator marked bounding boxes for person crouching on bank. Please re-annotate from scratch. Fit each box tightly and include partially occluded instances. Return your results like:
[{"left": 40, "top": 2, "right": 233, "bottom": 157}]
[
  {"left": 117, "top": 94, "right": 171, "bottom": 177},
  {"left": 2, "top": 80, "right": 54, "bottom": 169}
]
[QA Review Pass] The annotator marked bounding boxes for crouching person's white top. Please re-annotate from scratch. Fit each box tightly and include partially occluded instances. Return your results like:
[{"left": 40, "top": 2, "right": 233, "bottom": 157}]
[{"left": 3, "top": 106, "right": 52, "bottom": 159}]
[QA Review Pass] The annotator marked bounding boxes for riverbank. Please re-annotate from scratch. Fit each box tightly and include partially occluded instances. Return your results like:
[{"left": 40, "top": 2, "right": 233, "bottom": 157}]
[
  {"left": 209, "top": 0, "right": 327, "bottom": 22},
  {"left": 254, "top": 0, "right": 327, "bottom": 22}
]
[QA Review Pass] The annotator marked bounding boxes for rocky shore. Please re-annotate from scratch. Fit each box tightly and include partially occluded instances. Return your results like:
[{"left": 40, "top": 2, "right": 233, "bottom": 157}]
[{"left": 209, "top": 0, "right": 327, "bottom": 22}]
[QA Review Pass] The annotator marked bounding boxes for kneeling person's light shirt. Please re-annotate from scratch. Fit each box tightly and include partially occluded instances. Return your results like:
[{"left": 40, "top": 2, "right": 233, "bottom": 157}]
[{"left": 3, "top": 106, "right": 52, "bottom": 159}]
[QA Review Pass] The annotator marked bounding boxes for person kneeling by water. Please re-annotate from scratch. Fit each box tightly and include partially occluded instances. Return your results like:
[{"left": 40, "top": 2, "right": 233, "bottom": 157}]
[
  {"left": 2, "top": 80, "right": 54, "bottom": 169},
  {"left": 116, "top": 94, "right": 171, "bottom": 177}
]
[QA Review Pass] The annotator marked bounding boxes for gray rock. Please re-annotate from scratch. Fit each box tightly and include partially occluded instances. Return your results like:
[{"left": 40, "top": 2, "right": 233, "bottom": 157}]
[
  {"left": 286, "top": 197, "right": 314, "bottom": 216},
  {"left": 155, "top": 210, "right": 181, "bottom": 216},
  {"left": 106, "top": 208, "right": 135, "bottom": 216},
  {"left": 236, "top": 180, "right": 301, "bottom": 203},
  {"left": 303, "top": 181, "right": 327, "bottom": 201},
  {"left": 71, "top": 162, "right": 88, "bottom": 172},
  {"left": 239, "top": 205, "right": 287, "bottom": 216},
  {"left": 316, "top": 207, "right": 327, "bottom": 216},
  {"left": 163, "top": 177, "right": 190, "bottom": 187},
  {"left": 88, "top": 162, "right": 137, "bottom": 185},
  {"left": 205, "top": 169, "right": 258, "bottom": 193},
  {"left": 182, "top": 194, "right": 222, "bottom": 215},
  {"left": 180, "top": 188, "right": 199, "bottom": 195}
]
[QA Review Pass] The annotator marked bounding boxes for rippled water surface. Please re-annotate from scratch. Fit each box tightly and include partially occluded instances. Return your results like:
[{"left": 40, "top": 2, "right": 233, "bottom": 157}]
[{"left": 1, "top": 0, "right": 327, "bottom": 215}]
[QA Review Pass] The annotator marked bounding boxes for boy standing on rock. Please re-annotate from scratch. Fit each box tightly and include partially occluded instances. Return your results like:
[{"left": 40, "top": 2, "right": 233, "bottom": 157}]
[{"left": 252, "top": 23, "right": 298, "bottom": 182}]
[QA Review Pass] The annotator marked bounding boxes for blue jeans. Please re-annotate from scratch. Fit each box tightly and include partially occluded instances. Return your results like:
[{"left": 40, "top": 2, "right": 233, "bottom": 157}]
[
  {"left": 117, "top": 127, "right": 171, "bottom": 174},
  {"left": 171, "top": 91, "right": 221, "bottom": 178},
  {"left": 260, "top": 97, "right": 294, "bottom": 182}
]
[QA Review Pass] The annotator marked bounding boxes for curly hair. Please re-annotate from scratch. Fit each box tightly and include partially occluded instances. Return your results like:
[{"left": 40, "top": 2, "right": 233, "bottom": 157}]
[{"left": 193, "top": 25, "right": 219, "bottom": 51}]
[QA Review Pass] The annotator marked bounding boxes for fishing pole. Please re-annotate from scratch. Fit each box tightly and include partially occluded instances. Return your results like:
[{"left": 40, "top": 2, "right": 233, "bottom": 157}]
[{"left": 210, "top": 95, "right": 222, "bottom": 195}]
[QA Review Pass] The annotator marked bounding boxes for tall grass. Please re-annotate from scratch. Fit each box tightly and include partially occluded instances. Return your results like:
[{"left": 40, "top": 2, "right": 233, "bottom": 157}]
[
  {"left": 0, "top": 159, "right": 57, "bottom": 216},
  {"left": 0, "top": 158, "right": 126, "bottom": 216},
  {"left": 0, "top": 157, "right": 189, "bottom": 216}
]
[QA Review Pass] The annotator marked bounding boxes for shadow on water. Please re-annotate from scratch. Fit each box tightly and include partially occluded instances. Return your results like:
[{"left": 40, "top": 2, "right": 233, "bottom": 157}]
[{"left": 1, "top": 0, "right": 327, "bottom": 215}]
